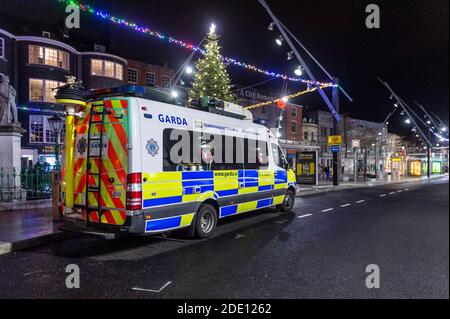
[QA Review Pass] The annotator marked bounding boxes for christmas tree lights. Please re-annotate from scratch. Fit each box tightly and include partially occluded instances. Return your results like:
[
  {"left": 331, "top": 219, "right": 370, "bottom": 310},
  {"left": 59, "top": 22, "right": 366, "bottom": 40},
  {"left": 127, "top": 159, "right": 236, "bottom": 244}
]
[{"left": 189, "top": 26, "right": 234, "bottom": 102}]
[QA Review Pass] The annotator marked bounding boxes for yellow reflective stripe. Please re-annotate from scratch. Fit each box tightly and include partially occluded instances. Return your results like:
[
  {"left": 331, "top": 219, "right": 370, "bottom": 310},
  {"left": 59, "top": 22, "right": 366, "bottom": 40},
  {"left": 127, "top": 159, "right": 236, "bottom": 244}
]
[
  {"left": 143, "top": 172, "right": 183, "bottom": 199},
  {"left": 237, "top": 201, "right": 258, "bottom": 214},
  {"left": 258, "top": 170, "right": 274, "bottom": 186},
  {"left": 64, "top": 113, "right": 76, "bottom": 208},
  {"left": 213, "top": 170, "right": 239, "bottom": 191},
  {"left": 182, "top": 194, "right": 202, "bottom": 203},
  {"left": 273, "top": 195, "right": 284, "bottom": 206},
  {"left": 180, "top": 213, "right": 195, "bottom": 227},
  {"left": 56, "top": 99, "right": 86, "bottom": 106},
  {"left": 274, "top": 183, "right": 287, "bottom": 190}
]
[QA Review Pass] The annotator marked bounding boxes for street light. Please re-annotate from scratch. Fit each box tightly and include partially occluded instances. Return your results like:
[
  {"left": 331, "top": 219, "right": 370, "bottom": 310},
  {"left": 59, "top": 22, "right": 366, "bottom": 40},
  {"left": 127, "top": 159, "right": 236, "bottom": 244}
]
[
  {"left": 275, "top": 36, "right": 284, "bottom": 46},
  {"left": 405, "top": 118, "right": 411, "bottom": 124},
  {"left": 47, "top": 113, "right": 64, "bottom": 170},
  {"left": 294, "top": 66, "right": 303, "bottom": 76},
  {"left": 185, "top": 66, "right": 193, "bottom": 75}
]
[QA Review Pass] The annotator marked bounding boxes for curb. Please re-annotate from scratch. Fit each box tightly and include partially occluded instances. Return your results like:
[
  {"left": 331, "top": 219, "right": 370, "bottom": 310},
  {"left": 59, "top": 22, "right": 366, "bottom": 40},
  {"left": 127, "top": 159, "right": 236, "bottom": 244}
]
[
  {"left": 0, "top": 231, "right": 76, "bottom": 256},
  {"left": 296, "top": 174, "right": 448, "bottom": 197}
]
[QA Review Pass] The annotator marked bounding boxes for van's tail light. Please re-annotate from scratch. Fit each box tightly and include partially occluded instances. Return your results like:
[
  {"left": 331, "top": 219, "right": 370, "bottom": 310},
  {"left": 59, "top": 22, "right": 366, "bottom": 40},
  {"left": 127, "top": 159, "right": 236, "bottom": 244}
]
[{"left": 126, "top": 173, "right": 142, "bottom": 211}]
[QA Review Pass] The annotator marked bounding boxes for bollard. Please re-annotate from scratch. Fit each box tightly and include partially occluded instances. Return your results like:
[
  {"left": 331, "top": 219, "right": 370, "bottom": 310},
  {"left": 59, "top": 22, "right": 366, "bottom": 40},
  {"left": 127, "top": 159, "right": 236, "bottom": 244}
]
[{"left": 51, "top": 171, "right": 61, "bottom": 222}]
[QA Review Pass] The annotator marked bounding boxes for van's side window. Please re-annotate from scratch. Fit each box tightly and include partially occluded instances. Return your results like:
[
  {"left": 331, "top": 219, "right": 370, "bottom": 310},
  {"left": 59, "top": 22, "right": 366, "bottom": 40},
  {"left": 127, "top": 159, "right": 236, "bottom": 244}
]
[
  {"left": 163, "top": 129, "right": 245, "bottom": 171},
  {"left": 244, "top": 139, "right": 269, "bottom": 170},
  {"left": 271, "top": 143, "right": 287, "bottom": 168}
]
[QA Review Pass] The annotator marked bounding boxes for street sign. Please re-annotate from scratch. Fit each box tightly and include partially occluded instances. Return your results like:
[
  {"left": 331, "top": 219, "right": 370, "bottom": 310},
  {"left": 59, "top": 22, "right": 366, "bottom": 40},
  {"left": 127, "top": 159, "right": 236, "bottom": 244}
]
[
  {"left": 328, "top": 135, "right": 343, "bottom": 146},
  {"left": 352, "top": 139, "right": 361, "bottom": 148},
  {"left": 330, "top": 145, "right": 340, "bottom": 153}
]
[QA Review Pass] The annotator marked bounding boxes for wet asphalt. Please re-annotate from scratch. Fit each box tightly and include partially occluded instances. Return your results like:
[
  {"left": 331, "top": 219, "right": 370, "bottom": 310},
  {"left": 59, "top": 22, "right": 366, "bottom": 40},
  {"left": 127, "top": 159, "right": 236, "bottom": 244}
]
[{"left": 0, "top": 176, "right": 448, "bottom": 299}]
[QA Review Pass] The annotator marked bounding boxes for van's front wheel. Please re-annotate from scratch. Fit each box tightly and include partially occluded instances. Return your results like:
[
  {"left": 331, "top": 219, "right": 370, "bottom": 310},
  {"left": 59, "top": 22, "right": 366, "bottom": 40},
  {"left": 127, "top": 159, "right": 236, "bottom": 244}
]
[
  {"left": 279, "top": 190, "right": 295, "bottom": 213},
  {"left": 194, "top": 204, "right": 218, "bottom": 239}
]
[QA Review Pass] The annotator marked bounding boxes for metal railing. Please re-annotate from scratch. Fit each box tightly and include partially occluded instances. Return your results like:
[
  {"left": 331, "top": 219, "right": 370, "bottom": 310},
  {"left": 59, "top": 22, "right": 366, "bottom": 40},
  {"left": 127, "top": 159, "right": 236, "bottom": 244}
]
[{"left": 0, "top": 165, "right": 53, "bottom": 202}]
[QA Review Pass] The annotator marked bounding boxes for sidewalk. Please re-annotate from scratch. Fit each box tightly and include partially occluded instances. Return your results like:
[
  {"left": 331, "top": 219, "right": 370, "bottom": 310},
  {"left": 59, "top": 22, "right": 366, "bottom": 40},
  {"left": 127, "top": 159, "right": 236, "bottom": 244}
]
[
  {"left": 297, "top": 174, "right": 448, "bottom": 196},
  {"left": 0, "top": 209, "right": 70, "bottom": 255}
]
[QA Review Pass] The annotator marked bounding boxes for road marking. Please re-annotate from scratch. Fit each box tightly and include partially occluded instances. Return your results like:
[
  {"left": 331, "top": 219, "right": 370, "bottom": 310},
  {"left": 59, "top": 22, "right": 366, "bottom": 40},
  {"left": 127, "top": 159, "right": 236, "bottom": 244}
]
[
  {"left": 340, "top": 204, "right": 351, "bottom": 208},
  {"left": 397, "top": 190, "right": 403, "bottom": 193},
  {"left": 356, "top": 200, "right": 366, "bottom": 204},
  {"left": 298, "top": 214, "right": 313, "bottom": 219},
  {"left": 379, "top": 194, "right": 387, "bottom": 197},
  {"left": 132, "top": 281, "right": 172, "bottom": 293},
  {"left": 235, "top": 234, "right": 246, "bottom": 239},
  {"left": 404, "top": 188, "right": 409, "bottom": 191},
  {"left": 321, "top": 208, "right": 334, "bottom": 213},
  {"left": 389, "top": 192, "right": 396, "bottom": 195}
]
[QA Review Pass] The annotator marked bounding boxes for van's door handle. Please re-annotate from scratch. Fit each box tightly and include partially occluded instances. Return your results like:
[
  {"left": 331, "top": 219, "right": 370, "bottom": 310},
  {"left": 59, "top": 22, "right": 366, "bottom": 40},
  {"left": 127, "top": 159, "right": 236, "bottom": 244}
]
[
  {"left": 239, "top": 182, "right": 245, "bottom": 189},
  {"left": 194, "top": 186, "right": 201, "bottom": 194}
]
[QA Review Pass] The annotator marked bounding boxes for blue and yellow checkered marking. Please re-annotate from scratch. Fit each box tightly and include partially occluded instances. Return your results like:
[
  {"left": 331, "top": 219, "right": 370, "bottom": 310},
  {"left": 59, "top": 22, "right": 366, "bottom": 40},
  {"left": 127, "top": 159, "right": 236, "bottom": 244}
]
[
  {"left": 142, "top": 170, "right": 293, "bottom": 209},
  {"left": 145, "top": 213, "right": 195, "bottom": 233}
]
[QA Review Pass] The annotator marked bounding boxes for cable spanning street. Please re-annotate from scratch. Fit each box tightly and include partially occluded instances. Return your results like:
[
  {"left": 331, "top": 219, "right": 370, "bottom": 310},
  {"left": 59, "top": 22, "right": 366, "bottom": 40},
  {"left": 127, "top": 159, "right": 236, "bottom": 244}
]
[{"left": 0, "top": 176, "right": 447, "bottom": 298}]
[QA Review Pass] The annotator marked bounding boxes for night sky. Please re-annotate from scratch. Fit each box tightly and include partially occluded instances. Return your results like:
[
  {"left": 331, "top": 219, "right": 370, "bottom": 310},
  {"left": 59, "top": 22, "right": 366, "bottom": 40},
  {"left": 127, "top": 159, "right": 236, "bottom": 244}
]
[{"left": 1, "top": 0, "right": 448, "bottom": 136}]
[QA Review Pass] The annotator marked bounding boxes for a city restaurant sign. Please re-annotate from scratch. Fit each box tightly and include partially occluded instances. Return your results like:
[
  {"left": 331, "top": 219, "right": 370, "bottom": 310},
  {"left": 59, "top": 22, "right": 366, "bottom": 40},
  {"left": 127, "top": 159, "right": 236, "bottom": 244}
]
[{"left": 238, "top": 88, "right": 276, "bottom": 103}]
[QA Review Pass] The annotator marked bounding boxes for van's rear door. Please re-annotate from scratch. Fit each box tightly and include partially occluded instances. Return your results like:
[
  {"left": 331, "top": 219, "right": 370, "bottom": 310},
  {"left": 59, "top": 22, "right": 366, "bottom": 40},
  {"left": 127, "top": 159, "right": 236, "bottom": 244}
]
[{"left": 66, "top": 98, "right": 129, "bottom": 226}]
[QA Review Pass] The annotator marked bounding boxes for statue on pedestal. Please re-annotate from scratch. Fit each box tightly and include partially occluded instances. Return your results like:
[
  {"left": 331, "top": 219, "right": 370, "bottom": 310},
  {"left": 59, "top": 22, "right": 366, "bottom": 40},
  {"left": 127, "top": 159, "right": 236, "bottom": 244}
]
[{"left": 0, "top": 73, "right": 19, "bottom": 125}]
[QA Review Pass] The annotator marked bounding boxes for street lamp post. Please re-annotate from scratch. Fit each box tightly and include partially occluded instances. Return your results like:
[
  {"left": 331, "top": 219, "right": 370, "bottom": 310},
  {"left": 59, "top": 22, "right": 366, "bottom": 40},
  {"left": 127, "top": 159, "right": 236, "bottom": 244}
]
[{"left": 47, "top": 114, "right": 64, "bottom": 171}]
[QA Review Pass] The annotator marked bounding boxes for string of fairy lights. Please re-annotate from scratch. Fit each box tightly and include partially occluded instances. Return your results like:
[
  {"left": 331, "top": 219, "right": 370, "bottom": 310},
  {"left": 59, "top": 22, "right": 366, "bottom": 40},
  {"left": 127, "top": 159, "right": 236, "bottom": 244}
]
[
  {"left": 245, "top": 84, "right": 332, "bottom": 110},
  {"left": 58, "top": 0, "right": 335, "bottom": 88}
]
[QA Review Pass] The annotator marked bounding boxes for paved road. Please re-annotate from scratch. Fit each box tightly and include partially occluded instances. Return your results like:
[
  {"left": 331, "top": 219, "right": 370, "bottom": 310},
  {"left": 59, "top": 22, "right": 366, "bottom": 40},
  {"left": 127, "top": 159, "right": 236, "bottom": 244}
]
[{"left": 0, "top": 177, "right": 448, "bottom": 298}]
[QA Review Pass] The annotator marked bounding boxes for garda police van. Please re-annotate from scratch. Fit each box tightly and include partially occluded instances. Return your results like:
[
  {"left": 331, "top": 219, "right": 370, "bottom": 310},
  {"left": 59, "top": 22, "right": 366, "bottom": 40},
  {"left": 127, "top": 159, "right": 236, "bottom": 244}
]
[{"left": 57, "top": 85, "right": 297, "bottom": 238}]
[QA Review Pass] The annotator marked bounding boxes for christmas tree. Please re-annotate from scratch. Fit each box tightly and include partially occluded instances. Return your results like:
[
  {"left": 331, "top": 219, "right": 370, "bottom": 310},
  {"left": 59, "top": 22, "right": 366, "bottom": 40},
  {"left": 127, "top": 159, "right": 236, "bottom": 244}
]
[{"left": 189, "top": 24, "right": 234, "bottom": 103}]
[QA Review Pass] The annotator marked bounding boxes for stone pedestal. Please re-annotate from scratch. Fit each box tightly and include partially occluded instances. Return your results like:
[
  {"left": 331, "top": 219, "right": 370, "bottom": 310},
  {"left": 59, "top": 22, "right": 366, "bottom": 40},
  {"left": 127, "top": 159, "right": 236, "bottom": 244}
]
[{"left": 0, "top": 124, "right": 26, "bottom": 187}]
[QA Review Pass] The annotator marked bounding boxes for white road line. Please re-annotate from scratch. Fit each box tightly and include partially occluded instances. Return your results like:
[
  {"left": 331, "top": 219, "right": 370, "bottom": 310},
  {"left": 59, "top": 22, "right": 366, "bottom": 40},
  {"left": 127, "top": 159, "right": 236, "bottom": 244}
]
[
  {"left": 321, "top": 208, "right": 334, "bottom": 213},
  {"left": 404, "top": 188, "right": 409, "bottom": 191},
  {"left": 397, "top": 190, "right": 403, "bottom": 193},
  {"left": 340, "top": 204, "right": 351, "bottom": 208},
  {"left": 132, "top": 281, "right": 172, "bottom": 293},
  {"left": 298, "top": 214, "right": 313, "bottom": 219},
  {"left": 379, "top": 194, "right": 387, "bottom": 197},
  {"left": 356, "top": 200, "right": 366, "bottom": 204},
  {"left": 389, "top": 192, "right": 396, "bottom": 195}
]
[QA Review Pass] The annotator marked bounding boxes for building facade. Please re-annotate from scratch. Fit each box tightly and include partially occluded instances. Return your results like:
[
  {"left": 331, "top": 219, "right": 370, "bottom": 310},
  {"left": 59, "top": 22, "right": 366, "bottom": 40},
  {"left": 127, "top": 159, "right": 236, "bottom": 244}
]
[
  {"left": 0, "top": 26, "right": 174, "bottom": 166},
  {"left": 126, "top": 59, "right": 174, "bottom": 88},
  {"left": 236, "top": 87, "right": 303, "bottom": 160}
]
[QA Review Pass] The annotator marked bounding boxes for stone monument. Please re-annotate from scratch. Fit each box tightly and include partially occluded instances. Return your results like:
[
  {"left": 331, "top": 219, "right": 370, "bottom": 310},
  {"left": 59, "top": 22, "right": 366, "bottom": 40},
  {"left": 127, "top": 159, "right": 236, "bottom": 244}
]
[{"left": 0, "top": 73, "right": 25, "bottom": 182}]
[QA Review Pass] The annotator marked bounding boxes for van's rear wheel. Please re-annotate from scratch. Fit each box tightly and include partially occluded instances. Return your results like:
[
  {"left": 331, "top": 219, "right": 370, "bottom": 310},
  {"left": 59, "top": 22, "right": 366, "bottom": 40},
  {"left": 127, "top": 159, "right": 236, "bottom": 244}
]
[
  {"left": 194, "top": 204, "right": 217, "bottom": 239},
  {"left": 279, "top": 190, "right": 295, "bottom": 213}
]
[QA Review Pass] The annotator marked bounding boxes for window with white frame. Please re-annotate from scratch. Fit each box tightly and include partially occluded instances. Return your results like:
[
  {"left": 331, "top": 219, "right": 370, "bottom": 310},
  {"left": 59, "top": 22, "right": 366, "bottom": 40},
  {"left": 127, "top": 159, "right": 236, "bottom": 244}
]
[
  {"left": 0, "top": 38, "right": 4, "bottom": 59},
  {"left": 28, "top": 45, "right": 70, "bottom": 70},
  {"left": 29, "top": 79, "right": 63, "bottom": 102},
  {"left": 291, "top": 106, "right": 297, "bottom": 118},
  {"left": 128, "top": 68, "right": 138, "bottom": 83},
  {"left": 162, "top": 75, "right": 171, "bottom": 88},
  {"left": 91, "top": 59, "right": 123, "bottom": 80},
  {"left": 146, "top": 72, "right": 156, "bottom": 85},
  {"left": 30, "top": 115, "right": 66, "bottom": 144}
]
